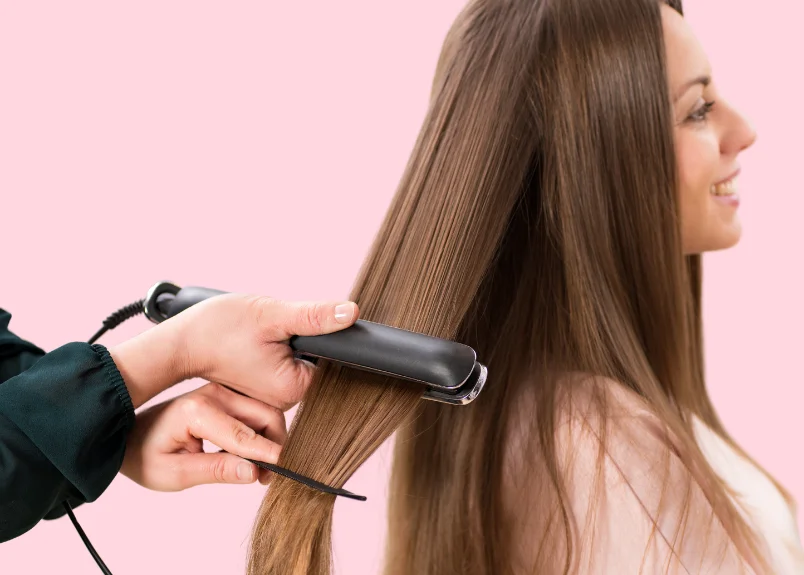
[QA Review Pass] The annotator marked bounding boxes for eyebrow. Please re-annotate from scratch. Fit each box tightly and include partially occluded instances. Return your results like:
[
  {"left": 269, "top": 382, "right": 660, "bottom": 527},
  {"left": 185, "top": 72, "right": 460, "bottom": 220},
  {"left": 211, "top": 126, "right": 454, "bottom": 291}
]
[{"left": 673, "top": 75, "right": 711, "bottom": 103}]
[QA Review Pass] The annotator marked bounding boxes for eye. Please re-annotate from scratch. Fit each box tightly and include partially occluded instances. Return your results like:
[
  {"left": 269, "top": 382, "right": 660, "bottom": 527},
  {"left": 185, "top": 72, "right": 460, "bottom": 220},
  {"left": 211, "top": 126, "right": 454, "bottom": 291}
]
[{"left": 687, "top": 100, "right": 716, "bottom": 123}]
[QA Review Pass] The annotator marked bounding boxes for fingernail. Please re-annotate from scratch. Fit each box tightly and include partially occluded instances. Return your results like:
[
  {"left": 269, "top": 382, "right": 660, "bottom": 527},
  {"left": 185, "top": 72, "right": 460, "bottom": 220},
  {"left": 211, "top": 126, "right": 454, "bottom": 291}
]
[
  {"left": 334, "top": 302, "right": 356, "bottom": 324},
  {"left": 237, "top": 462, "right": 253, "bottom": 481}
]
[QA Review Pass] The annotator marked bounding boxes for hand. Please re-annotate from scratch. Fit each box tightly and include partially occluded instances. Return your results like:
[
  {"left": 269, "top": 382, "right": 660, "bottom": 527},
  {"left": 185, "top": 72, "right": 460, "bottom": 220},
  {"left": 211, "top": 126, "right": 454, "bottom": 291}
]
[
  {"left": 121, "top": 382, "right": 286, "bottom": 490},
  {"left": 109, "top": 294, "right": 359, "bottom": 410},
  {"left": 173, "top": 293, "right": 359, "bottom": 410}
]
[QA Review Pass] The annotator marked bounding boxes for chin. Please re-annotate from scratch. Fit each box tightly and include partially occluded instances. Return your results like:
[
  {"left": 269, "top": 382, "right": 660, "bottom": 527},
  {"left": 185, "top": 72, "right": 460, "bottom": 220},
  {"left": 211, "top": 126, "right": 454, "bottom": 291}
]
[
  {"left": 704, "top": 225, "right": 743, "bottom": 253},
  {"left": 683, "top": 222, "right": 743, "bottom": 255}
]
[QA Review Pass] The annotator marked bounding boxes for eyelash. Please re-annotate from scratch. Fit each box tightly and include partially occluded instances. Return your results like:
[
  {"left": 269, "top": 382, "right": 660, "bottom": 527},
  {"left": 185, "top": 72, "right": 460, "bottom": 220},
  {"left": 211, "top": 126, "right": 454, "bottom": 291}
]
[{"left": 688, "top": 100, "right": 716, "bottom": 123}]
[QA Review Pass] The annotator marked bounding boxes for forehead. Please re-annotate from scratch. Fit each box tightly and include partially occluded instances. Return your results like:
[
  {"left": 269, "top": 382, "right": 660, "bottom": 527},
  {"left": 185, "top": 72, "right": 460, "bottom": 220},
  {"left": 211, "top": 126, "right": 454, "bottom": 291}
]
[{"left": 660, "top": 5, "right": 710, "bottom": 94}]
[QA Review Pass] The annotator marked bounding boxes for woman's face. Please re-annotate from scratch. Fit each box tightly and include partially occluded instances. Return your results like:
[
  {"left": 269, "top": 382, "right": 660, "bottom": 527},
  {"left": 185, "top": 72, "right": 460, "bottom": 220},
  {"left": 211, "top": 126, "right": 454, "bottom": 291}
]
[{"left": 662, "top": 5, "right": 757, "bottom": 255}]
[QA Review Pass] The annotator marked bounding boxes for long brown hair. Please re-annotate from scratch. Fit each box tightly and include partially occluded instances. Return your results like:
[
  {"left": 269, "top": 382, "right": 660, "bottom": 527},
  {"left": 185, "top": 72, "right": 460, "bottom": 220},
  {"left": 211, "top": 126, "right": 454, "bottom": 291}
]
[{"left": 246, "top": 0, "right": 790, "bottom": 573}]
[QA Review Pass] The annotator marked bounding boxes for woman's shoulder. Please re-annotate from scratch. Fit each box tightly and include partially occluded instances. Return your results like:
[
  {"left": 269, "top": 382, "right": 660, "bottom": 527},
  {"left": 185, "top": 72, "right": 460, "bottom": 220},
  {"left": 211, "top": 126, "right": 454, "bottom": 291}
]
[
  {"left": 502, "top": 372, "right": 760, "bottom": 574},
  {"left": 550, "top": 372, "right": 674, "bottom": 447},
  {"left": 503, "top": 371, "right": 687, "bottom": 514},
  {"left": 505, "top": 371, "right": 675, "bottom": 465},
  {"left": 547, "top": 373, "right": 685, "bottom": 479}
]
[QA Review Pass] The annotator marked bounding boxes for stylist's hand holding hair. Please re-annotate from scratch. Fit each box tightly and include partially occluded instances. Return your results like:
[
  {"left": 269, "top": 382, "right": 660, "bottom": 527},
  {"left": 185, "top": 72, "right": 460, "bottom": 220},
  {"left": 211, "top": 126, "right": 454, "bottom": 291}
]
[
  {"left": 121, "top": 382, "right": 286, "bottom": 489},
  {"left": 108, "top": 294, "right": 359, "bottom": 488}
]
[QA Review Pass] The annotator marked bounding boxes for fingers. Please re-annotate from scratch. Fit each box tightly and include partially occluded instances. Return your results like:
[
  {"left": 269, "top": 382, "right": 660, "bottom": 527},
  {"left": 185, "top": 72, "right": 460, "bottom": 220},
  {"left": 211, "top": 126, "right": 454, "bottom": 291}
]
[
  {"left": 207, "top": 383, "right": 288, "bottom": 446},
  {"left": 182, "top": 392, "right": 282, "bottom": 466},
  {"left": 171, "top": 452, "right": 261, "bottom": 488},
  {"left": 259, "top": 299, "right": 360, "bottom": 340},
  {"left": 201, "top": 386, "right": 281, "bottom": 485}
]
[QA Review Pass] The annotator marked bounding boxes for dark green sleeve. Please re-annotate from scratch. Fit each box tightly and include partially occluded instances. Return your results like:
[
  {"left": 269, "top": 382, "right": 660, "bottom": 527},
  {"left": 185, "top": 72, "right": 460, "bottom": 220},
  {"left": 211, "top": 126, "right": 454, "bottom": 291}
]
[{"left": 0, "top": 308, "right": 135, "bottom": 543}]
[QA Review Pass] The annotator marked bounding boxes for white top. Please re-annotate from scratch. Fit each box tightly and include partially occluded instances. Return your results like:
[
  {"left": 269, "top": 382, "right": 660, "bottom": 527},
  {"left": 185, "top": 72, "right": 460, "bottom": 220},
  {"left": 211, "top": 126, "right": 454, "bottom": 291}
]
[
  {"left": 505, "top": 378, "right": 804, "bottom": 573},
  {"left": 692, "top": 416, "right": 804, "bottom": 574}
]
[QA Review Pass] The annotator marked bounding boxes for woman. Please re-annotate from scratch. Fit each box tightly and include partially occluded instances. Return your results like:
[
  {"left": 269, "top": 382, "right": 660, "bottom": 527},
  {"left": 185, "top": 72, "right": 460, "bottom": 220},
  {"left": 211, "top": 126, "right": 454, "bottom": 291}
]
[{"left": 246, "top": 0, "right": 803, "bottom": 573}]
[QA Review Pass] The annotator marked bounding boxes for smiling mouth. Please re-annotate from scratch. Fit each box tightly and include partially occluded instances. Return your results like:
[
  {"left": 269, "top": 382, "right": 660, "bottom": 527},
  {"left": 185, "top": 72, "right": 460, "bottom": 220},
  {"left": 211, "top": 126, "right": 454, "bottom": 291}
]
[{"left": 711, "top": 175, "right": 738, "bottom": 196}]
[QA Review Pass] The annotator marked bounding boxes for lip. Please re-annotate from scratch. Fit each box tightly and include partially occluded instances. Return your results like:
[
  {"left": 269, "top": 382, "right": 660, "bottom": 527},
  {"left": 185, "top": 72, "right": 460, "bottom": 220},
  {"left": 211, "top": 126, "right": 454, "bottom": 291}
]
[
  {"left": 714, "top": 167, "right": 741, "bottom": 185},
  {"left": 712, "top": 193, "right": 740, "bottom": 208}
]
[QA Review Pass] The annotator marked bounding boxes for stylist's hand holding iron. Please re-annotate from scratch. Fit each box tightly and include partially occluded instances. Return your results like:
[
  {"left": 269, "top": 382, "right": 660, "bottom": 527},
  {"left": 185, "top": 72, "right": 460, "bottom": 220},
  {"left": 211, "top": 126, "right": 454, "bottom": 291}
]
[{"left": 108, "top": 294, "right": 360, "bottom": 410}]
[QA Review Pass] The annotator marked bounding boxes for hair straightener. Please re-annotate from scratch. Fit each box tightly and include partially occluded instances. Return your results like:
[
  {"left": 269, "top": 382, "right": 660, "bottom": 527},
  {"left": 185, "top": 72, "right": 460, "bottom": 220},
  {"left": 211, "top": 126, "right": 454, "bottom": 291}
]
[
  {"left": 66, "top": 281, "right": 489, "bottom": 574},
  {"left": 141, "top": 281, "right": 488, "bottom": 405}
]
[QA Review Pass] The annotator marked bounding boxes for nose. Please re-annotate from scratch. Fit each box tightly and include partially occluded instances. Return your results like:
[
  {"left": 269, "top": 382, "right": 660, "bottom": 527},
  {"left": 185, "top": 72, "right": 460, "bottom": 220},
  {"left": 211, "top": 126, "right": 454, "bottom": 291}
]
[
  {"left": 738, "top": 114, "right": 758, "bottom": 151},
  {"left": 722, "top": 100, "right": 757, "bottom": 154}
]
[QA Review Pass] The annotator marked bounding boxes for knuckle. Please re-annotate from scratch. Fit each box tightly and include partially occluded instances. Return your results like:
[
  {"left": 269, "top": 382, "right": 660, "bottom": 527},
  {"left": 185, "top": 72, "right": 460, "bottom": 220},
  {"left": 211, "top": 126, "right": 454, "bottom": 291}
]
[
  {"left": 204, "top": 382, "right": 225, "bottom": 397},
  {"left": 232, "top": 423, "right": 257, "bottom": 447},
  {"left": 302, "top": 303, "right": 324, "bottom": 332},
  {"left": 249, "top": 294, "right": 275, "bottom": 308},
  {"left": 246, "top": 295, "right": 276, "bottom": 327},
  {"left": 264, "top": 406, "right": 287, "bottom": 435},
  {"left": 211, "top": 458, "right": 228, "bottom": 483},
  {"left": 180, "top": 395, "right": 208, "bottom": 417},
  {"left": 268, "top": 405, "right": 285, "bottom": 427}
]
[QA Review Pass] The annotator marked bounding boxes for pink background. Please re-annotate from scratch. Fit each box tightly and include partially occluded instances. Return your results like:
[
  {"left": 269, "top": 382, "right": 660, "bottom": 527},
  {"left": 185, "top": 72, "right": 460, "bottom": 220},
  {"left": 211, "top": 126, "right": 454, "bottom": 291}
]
[{"left": 1, "top": 1, "right": 801, "bottom": 573}]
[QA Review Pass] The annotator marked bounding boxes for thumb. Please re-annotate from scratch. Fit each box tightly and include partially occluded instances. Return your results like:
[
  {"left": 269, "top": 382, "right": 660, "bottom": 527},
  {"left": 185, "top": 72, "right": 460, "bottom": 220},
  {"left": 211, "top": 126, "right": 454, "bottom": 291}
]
[
  {"left": 266, "top": 300, "right": 360, "bottom": 340},
  {"left": 173, "top": 452, "right": 258, "bottom": 489}
]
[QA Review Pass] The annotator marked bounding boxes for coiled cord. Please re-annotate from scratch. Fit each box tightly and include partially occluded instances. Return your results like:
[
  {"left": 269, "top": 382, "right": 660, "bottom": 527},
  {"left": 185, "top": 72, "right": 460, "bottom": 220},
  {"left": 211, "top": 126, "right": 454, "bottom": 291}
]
[
  {"left": 88, "top": 299, "right": 145, "bottom": 345},
  {"left": 65, "top": 298, "right": 148, "bottom": 574}
]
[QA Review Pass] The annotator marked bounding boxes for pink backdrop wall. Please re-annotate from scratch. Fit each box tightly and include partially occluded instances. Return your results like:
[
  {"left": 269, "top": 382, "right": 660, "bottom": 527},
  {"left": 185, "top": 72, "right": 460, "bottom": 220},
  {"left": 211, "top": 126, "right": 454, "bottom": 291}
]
[{"left": 1, "top": 1, "right": 801, "bottom": 573}]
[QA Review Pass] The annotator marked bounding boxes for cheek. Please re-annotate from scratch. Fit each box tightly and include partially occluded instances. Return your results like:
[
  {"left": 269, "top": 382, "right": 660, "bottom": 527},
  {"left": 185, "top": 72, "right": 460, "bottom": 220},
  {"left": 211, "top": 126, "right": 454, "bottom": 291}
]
[
  {"left": 675, "top": 131, "right": 719, "bottom": 204},
  {"left": 674, "top": 131, "right": 720, "bottom": 249}
]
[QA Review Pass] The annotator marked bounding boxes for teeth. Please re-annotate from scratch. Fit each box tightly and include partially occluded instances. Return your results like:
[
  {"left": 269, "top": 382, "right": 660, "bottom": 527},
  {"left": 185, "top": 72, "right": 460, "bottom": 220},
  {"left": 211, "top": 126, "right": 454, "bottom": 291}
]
[{"left": 711, "top": 176, "right": 738, "bottom": 196}]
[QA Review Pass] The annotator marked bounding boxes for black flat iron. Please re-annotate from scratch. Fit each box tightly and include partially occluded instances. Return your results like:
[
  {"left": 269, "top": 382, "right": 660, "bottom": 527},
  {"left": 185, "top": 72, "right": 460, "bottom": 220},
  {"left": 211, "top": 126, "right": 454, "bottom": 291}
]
[{"left": 142, "top": 281, "right": 488, "bottom": 405}]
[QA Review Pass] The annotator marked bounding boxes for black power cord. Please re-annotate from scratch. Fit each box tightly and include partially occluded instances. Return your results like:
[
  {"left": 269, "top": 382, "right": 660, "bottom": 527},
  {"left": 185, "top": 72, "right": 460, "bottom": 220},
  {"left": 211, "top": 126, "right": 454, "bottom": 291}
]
[
  {"left": 87, "top": 300, "right": 146, "bottom": 346},
  {"left": 65, "top": 298, "right": 147, "bottom": 574},
  {"left": 63, "top": 502, "right": 113, "bottom": 575}
]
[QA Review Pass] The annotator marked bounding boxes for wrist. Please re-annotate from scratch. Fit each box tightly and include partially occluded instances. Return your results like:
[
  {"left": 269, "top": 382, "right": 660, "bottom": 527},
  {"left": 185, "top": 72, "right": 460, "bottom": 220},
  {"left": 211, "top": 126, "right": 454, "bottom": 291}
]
[{"left": 109, "top": 318, "right": 190, "bottom": 409}]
